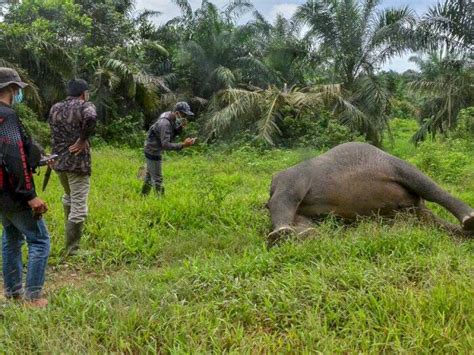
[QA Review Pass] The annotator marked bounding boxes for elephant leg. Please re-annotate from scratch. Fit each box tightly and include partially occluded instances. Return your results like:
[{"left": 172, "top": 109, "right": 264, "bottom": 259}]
[
  {"left": 293, "top": 214, "right": 316, "bottom": 237},
  {"left": 413, "top": 205, "right": 473, "bottom": 238},
  {"left": 266, "top": 192, "right": 303, "bottom": 248},
  {"left": 394, "top": 158, "right": 474, "bottom": 230}
]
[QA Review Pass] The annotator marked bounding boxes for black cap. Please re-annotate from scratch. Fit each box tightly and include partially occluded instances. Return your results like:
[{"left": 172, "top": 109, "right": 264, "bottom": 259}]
[
  {"left": 174, "top": 101, "right": 194, "bottom": 116},
  {"left": 67, "top": 79, "right": 89, "bottom": 97}
]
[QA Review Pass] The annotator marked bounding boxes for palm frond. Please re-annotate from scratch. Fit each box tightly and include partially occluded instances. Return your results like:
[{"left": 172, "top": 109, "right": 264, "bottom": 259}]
[
  {"left": 211, "top": 66, "right": 236, "bottom": 89},
  {"left": 224, "top": 0, "right": 253, "bottom": 21},
  {"left": 257, "top": 92, "right": 283, "bottom": 145},
  {"left": 171, "top": 0, "right": 193, "bottom": 20}
]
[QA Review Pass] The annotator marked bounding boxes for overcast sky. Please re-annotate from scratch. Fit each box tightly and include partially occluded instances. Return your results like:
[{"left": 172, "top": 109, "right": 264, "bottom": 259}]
[{"left": 135, "top": 0, "right": 438, "bottom": 72}]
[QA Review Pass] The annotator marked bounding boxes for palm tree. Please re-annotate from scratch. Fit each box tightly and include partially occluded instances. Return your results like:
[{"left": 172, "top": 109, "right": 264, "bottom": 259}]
[
  {"left": 416, "top": 0, "right": 473, "bottom": 53},
  {"left": 295, "top": 0, "right": 417, "bottom": 145},
  {"left": 0, "top": 19, "right": 72, "bottom": 112},
  {"left": 205, "top": 84, "right": 340, "bottom": 145},
  {"left": 242, "top": 12, "right": 317, "bottom": 87},
  {"left": 168, "top": 0, "right": 273, "bottom": 98},
  {"left": 86, "top": 41, "right": 169, "bottom": 123},
  {"left": 408, "top": 0, "right": 473, "bottom": 142},
  {"left": 409, "top": 52, "right": 473, "bottom": 142}
]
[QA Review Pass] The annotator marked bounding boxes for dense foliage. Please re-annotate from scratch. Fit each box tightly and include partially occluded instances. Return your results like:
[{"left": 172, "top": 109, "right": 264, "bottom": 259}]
[{"left": 1, "top": 0, "right": 472, "bottom": 146}]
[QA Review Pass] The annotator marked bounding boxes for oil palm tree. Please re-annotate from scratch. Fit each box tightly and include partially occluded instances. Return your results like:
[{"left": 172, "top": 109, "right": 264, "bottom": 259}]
[
  {"left": 295, "top": 0, "right": 417, "bottom": 145},
  {"left": 416, "top": 0, "right": 473, "bottom": 53},
  {"left": 87, "top": 40, "right": 169, "bottom": 123},
  {"left": 243, "top": 12, "right": 317, "bottom": 87},
  {"left": 409, "top": 52, "right": 473, "bottom": 142},
  {"left": 205, "top": 84, "right": 341, "bottom": 145},
  {"left": 0, "top": 20, "right": 73, "bottom": 112},
  {"left": 171, "top": 0, "right": 272, "bottom": 99}
]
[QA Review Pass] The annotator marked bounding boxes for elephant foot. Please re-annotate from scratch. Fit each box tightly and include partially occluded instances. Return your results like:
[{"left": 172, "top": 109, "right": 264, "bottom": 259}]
[
  {"left": 462, "top": 212, "right": 474, "bottom": 231},
  {"left": 267, "top": 226, "right": 295, "bottom": 248}
]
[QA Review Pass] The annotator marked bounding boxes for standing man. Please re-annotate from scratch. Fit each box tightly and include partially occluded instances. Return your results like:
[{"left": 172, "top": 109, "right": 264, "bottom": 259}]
[
  {"left": 142, "top": 102, "right": 196, "bottom": 196},
  {"left": 49, "top": 79, "right": 97, "bottom": 256},
  {"left": 0, "top": 68, "right": 50, "bottom": 307}
]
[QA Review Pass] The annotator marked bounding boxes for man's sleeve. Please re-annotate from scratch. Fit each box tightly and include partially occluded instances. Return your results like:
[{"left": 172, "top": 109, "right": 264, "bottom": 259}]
[
  {"left": 80, "top": 102, "right": 98, "bottom": 140},
  {"left": 159, "top": 121, "right": 183, "bottom": 151},
  {"left": 0, "top": 111, "right": 36, "bottom": 202}
]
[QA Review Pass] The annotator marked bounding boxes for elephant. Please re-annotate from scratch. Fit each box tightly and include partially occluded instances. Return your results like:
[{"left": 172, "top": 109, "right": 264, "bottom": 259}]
[{"left": 266, "top": 142, "right": 474, "bottom": 247}]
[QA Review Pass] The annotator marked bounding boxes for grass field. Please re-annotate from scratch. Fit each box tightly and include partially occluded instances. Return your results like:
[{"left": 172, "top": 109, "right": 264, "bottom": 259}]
[{"left": 1, "top": 120, "right": 473, "bottom": 353}]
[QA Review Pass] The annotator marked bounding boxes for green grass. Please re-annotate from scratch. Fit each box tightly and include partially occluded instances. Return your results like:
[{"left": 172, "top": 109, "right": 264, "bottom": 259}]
[{"left": 1, "top": 124, "right": 473, "bottom": 353}]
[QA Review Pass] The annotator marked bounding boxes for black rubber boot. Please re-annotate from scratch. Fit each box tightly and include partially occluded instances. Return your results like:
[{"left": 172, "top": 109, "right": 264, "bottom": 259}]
[
  {"left": 65, "top": 221, "right": 84, "bottom": 256},
  {"left": 63, "top": 204, "right": 71, "bottom": 223},
  {"left": 141, "top": 182, "right": 152, "bottom": 196},
  {"left": 154, "top": 185, "right": 165, "bottom": 196}
]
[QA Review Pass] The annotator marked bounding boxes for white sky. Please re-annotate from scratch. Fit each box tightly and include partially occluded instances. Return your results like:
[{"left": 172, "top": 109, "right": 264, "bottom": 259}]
[{"left": 136, "top": 0, "right": 438, "bottom": 72}]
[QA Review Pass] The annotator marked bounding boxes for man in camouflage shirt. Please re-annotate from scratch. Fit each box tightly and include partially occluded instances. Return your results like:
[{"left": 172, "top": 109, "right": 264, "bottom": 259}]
[
  {"left": 142, "top": 102, "right": 196, "bottom": 196},
  {"left": 49, "top": 79, "right": 97, "bottom": 256}
]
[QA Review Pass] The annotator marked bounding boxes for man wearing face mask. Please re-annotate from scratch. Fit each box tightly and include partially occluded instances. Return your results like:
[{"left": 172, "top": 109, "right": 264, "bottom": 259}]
[
  {"left": 142, "top": 102, "right": 196, "bottom": 196},
  {"left": 0, "top": 68, "right": 50, "bottom": 308},
  {"left": 48, "top": 79, "right": 97, "bottom": 256}
]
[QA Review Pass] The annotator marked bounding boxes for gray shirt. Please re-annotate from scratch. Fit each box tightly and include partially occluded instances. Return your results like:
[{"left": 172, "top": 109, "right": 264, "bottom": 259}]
[{"left": 144, "top": 112, "right": 183, "bottom": 159}]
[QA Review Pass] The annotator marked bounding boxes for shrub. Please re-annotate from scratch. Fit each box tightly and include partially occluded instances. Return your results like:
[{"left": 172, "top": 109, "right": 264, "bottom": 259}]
[
  {"left": 15, "top": 103, "right": 51, "bottom": 148},
  {"left": 279, "top": 106, "right": 363, "bottom": 148},
  {"left": 389, "top": 98, "right": 417, "bottom": 120},
  {"left": 97, "top": 112, "right": 145, "bottom": 148},
  {"left": 451, "top": 106, "right": 474, "bottom": 139},
  {"left": 409, "top": 138, "right": 473, "bottom": 184}
]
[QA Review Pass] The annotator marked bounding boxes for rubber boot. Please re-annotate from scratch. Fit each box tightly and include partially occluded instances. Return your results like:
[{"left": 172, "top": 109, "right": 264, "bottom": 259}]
[
  {"left": 141, "top": 182, "right": 152, "bottom": 196},
  {"left": 65, "top": 221, "right": 84, "bottom": 256},
  {"left": 154, "top": 185, "right": 165, "bottom": 196},
  {"left": 64, "top": 204, "right": 71, "bottom": 223}
]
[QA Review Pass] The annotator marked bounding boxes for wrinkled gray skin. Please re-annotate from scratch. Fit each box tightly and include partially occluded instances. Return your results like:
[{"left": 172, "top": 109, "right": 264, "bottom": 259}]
[{"left": 267, "top": 142, "right": 474, "bottom": 247}]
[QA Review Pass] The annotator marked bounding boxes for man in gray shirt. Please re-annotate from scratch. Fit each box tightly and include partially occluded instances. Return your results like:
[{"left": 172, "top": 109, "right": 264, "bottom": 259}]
[{"left": 142, "top": 102, "right": 195, "bottom": 196}]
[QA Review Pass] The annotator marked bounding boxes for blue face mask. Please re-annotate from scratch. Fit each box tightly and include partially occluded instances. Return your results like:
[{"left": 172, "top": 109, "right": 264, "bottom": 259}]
[{"left": 13, "top": 89, "right": 24, "bottom": 104}]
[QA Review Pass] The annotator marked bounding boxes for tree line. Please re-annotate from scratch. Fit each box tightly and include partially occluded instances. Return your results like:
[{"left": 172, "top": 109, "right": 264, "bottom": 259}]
[{"left": 0, "top": 0, "right": 472, "bottom": 147}]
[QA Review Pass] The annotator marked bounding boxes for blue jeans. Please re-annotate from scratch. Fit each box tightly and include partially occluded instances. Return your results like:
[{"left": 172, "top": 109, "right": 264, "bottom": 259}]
[{"left": 1, "top": 209, "right": 50, "bottom": 300}]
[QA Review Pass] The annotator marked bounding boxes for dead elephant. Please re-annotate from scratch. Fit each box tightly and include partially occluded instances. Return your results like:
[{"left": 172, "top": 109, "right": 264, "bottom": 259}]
[{"left": 267, "top": 142, "right": 474, "bottom": 247}]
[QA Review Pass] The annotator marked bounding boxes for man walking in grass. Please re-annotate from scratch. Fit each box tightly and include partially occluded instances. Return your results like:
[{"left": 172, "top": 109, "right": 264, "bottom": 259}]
[
  {"left": 49, "top": 79, "right": 97, "bottom": 256},
  {"left": 142, "top": 102, "right": 196, "bottom": 196},
  {"left": 0, "top": 68, "right": 50, "bottom": 308}
]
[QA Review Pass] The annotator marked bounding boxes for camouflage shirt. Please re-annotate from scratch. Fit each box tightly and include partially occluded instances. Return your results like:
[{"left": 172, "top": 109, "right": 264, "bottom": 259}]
[
  {"left": 48, "top": 97, "right": 97, "bottom": 175},
  {"left": 144, "top": 112, "right": 183, "bottom": 160}
]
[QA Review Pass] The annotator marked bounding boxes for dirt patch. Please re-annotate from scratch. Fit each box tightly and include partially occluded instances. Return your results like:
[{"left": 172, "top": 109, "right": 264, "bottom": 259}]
[{"left": 0, "top": 264, "right": 107, "bottom": 302}]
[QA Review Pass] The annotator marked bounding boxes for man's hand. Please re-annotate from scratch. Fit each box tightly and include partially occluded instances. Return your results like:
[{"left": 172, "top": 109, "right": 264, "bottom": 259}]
[
  {"left": 47, "top": 159, "right": 56, "bottom": 169},
  {"left": 69, "top": 138, "right": 89, "bottom": 155},
  {"left": 183, "top": 137, "right": 196, "bottom": 148},
  {"left": 28, "top": 197, "right": 48, "bottom": 218}
]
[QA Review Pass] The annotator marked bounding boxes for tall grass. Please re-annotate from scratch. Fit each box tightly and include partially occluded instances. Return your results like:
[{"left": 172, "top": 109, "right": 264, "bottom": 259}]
[{"left": 0, "top": 122, "right": 473, "bottom": 353}]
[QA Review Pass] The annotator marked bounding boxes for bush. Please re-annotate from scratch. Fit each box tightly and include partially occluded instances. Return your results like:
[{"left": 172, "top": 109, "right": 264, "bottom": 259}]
[
  {"left": 97, "top": 112, "right": 145, "bottom": 148},
  {"left": 279, "top": 106, "right": 363, "bottom": 148},
  {"left": 409, "top": 138, "right": 473, "bottom": 184},
  {"left": 15, "top": 103, "right": 51, "bottom": 148},
  {"left": 451, "top": 106, "right": 474, "bottom": 139},
  {"left": 389, "top": 98, "right": 417, "bottom": 120}
]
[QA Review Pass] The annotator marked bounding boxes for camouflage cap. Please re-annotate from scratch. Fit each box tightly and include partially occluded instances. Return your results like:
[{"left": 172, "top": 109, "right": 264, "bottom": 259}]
[
  {"left": 174, "top": 101, "right": 194, "bottom": 116},
  {"left": 0, "top": 67, "right": 28, "bottom": 90}
]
